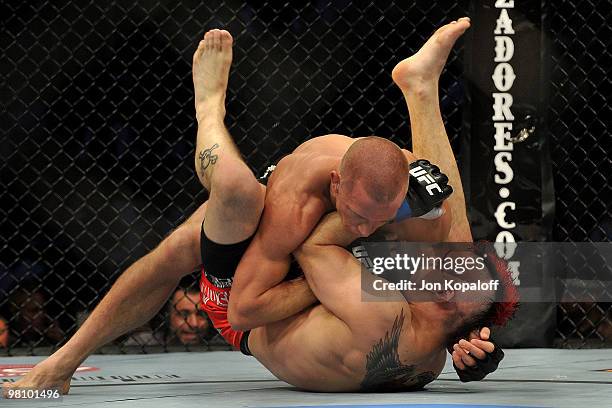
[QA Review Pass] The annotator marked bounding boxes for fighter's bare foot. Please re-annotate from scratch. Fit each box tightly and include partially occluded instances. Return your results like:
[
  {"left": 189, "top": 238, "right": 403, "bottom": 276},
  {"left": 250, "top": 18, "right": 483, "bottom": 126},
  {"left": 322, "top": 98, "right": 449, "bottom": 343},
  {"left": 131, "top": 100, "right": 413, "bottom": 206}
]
[
  {"left": 2, "top": 356, "right": 72, "bottom": 398},
  {"left": 392, "top": 18, "right": 470, "bottom": 92},
  {"left": 193, "top": 29, "right": 233, "bottom": 121}
]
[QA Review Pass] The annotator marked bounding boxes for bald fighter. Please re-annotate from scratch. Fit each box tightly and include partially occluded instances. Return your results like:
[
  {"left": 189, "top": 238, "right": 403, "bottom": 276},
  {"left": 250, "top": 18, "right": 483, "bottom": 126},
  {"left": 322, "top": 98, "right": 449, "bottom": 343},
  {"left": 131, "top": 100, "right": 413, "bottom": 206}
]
[
  {"left": 4, "top": 18, "right": 506, "bottom": 395},
  {"left": 193, "top": 30, "right": 453, "bottom": 334},
  {"left": 197, "top": 18, "right": 515, "bottom": 391}
]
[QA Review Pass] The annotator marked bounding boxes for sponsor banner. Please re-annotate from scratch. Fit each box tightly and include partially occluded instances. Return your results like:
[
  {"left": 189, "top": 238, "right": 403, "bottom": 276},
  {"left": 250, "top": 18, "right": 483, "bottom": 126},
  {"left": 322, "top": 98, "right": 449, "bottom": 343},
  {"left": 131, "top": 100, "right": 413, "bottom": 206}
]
[
  {"left": 462, "top": 0, "right": 554, "bottom": 244},
  {"left": 461, "top": 0, "right": 555, "bottom": 345},
  {"left": 358, "top": 242, "right": 612, "bottom": 303}
]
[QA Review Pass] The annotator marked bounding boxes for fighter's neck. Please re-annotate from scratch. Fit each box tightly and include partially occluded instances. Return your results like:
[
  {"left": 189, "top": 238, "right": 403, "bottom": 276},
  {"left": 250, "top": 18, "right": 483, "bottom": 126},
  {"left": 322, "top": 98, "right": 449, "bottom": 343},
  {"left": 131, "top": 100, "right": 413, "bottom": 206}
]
[{"left": 405, "top": 302, "right": 453, "bottom": 348}]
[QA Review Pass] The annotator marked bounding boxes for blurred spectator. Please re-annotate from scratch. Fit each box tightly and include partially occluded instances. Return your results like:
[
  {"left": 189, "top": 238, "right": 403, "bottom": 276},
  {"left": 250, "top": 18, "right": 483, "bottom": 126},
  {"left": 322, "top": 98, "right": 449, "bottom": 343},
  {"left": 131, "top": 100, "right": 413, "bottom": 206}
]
[
  {"left": 8, "top": 281, "right": 63, "bottom": 347},
  {"left": 0, "top": 316, "right": 8, "bottom": 348},
  {"left": 77, "top": 278, "right": 216, "bottom": 348},
  {"left": 167, "top": 286, "right": 214, "bottom": 345}
]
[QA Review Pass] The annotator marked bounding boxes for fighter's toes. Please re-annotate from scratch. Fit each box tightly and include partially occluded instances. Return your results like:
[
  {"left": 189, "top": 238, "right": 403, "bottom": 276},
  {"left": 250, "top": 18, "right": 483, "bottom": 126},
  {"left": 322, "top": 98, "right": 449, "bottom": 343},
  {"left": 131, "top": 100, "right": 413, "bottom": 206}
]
[
  {"left": 214, "top": 29, "right": 223, "bottom": 50},
  {"left": 202, "top": 29, "right": 233, "bottom": 52},
  {"left": 203, "top": 31, "right": 212, "bottom": 51},
  {"left": 218, "top": 30, "right": 233, "bottom": 47},
  {"left": 193, "top": 29, "right": 234, "bottom": 108},
  {"left": 435, "top": 19, "right": 470, "bottom": 44}
]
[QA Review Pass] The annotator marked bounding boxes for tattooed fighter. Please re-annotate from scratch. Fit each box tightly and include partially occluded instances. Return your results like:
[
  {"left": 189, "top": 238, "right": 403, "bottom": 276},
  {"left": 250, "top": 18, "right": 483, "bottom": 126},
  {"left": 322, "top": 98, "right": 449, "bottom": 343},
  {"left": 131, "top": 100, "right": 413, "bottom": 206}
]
[
  {"left": 5, "top": 18, "right": 511, "bottom": 395},
  {"left": 195, "top": 18, "right": 515, "bottom": 391}
]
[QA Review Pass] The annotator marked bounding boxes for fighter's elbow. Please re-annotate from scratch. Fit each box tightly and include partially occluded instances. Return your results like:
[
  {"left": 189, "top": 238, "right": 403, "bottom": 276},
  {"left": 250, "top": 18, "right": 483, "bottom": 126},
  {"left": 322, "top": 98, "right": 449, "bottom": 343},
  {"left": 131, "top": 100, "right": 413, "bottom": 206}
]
[
  {"left": 228, "top": 299, "right": 260, "bottom": 331},
  {"left": 228, "top": 315, "right": 250, "bottom": 332},
  {"left": 293, "top": 244, "right": 306, "bottom": 261},
  {"left": 294, "top": 241, "right": 318, "bottom": 259}
]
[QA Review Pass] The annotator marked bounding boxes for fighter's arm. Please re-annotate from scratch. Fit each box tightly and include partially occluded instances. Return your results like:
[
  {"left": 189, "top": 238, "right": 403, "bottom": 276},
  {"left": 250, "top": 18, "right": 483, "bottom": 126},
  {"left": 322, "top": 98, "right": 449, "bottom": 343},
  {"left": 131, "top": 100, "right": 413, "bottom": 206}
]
[
  {"left": 406, "top": 118, "right": 472, "bottom": 242},
  {"left": 228, "top": 191, "right": 327, "bottom": 331},
  {"left": 3, "top": 202, "right": 207, "bottom": 396},
  {"left": 293, "top": 212, "right": 373, "bottom": 326}
]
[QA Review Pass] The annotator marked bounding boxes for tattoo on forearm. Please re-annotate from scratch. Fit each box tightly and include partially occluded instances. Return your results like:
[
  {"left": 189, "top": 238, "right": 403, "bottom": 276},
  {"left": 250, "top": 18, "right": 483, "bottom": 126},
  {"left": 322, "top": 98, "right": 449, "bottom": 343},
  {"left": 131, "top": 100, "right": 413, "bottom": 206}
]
[
  {"left": 360, "top": 309, "right": 436, "bottom": 392},
  {"left": 199, "top": 143, "right": 219, "bottom": 174}
]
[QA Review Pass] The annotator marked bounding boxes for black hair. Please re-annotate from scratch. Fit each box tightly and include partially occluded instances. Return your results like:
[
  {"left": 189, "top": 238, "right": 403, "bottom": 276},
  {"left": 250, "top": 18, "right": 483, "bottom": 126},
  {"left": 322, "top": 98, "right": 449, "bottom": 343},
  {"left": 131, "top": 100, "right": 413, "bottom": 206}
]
[{"left": 444, "top": 302, "right": 497, "bottom": 350}]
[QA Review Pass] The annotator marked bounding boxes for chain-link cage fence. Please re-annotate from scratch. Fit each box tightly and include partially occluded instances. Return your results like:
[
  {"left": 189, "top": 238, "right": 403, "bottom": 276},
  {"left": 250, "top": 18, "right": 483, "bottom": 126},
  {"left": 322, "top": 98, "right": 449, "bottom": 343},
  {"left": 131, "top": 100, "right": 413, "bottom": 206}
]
[
  {"left": 1, "top": 0, "right": 610, "bottom": 355},
  {"left": 546, "top": 0, "right": 612, "bottom": 347}
]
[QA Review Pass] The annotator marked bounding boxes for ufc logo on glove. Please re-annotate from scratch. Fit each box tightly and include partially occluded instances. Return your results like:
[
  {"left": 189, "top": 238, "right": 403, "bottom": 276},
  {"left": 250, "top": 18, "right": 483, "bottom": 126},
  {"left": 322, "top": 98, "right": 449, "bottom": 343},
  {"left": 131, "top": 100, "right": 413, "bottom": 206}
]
[{"left": 409, "top": 165, "right": 443, "bottom": 195}]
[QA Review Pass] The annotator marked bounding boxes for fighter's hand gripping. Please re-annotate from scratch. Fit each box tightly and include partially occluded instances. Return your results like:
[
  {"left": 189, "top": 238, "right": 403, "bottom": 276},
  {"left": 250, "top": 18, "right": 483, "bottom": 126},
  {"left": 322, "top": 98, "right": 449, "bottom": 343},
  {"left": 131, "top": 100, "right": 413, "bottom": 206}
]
[
  {"left": 395, "top": 159, "right": 453, "bottom": 221},
  {"left": 451, "top": 327, "right": 505, "bottom": 382}
]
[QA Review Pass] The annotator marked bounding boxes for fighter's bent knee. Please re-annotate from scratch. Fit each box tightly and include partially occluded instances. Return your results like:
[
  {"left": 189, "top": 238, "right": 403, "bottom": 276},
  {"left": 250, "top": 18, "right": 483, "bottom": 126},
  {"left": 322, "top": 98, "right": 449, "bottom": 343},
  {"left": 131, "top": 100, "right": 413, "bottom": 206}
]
[{"left": 210, "top": 159, "right": 264, "bottom": 211}]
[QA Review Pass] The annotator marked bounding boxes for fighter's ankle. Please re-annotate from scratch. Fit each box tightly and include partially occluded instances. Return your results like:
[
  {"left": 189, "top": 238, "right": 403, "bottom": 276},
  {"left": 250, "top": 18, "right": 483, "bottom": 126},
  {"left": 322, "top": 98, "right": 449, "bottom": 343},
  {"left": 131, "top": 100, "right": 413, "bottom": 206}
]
[
  {"left": 196, "top": 104, "right": 226, "bottom": 124},
  {"left": 401, "top": 81, "right": 439, "bottom": 100}
]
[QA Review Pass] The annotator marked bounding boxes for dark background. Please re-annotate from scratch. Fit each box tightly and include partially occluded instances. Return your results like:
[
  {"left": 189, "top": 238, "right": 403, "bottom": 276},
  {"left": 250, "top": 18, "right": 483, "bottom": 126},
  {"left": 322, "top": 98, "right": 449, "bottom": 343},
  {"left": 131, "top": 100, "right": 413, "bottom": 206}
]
[{"left": 1, "top": 0, "right": 610, "bottom": 354}]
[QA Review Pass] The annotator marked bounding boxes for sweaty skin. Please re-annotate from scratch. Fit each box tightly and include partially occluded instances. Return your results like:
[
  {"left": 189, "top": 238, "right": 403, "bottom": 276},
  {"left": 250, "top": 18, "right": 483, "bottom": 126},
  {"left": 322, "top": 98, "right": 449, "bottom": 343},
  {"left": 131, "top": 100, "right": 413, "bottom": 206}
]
[
  {"left": 238, "top": 19, "right": 476, "bottom": 392},
  {"left": 188, "top": 24, "right": 453, "bottom": 332},
  {"left": 228, "top": 128, "right": 451, "bottom": 331},
  {"left": 249, "top": 212, "right": 449, "bottom": 391},
  {"left": 4, "top": 18, "right": 491, "bottom": 396}
]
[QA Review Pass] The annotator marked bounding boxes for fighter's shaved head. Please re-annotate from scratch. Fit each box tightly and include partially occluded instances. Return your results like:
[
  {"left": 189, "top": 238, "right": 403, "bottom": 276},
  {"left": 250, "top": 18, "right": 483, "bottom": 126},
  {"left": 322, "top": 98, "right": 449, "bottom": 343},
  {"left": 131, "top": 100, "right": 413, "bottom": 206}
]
[{"left": 339, "top": 136, "right": 409, "bottom": 203}]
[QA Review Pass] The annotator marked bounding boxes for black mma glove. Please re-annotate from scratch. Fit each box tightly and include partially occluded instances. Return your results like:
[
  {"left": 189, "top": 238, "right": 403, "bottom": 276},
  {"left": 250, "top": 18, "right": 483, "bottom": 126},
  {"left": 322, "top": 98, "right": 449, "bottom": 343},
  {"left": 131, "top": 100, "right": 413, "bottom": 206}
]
[
  {"left": 395, "top": 159, "right": 453, "bottom": 221},
  {"left": 454, "top": 344, "right": 505, "bottom": 382}
]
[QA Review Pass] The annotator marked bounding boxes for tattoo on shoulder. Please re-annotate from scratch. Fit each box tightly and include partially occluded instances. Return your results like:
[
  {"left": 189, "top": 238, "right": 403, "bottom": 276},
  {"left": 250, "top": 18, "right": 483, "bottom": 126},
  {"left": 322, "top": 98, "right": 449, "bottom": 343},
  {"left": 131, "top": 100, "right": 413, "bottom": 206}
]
[
  {"left": 360, "top": 309, "right": 436, "bottom": 392},
  {"left": 199, "top": 143, "right": 220, "bottom": 174}
]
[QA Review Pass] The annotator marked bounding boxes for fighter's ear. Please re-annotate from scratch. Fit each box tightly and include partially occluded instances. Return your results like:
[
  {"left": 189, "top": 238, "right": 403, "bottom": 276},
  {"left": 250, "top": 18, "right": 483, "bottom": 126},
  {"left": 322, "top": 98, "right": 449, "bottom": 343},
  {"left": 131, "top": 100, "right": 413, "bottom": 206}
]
[{"left": 330, "top": 170, "right": 340, "bottom": 192}]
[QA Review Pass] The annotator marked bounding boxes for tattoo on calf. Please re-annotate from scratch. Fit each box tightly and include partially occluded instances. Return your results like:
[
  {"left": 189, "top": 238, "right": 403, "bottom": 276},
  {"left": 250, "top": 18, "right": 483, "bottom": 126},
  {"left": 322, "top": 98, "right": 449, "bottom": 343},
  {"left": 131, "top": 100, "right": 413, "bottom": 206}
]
[
  {"left": 360, "top": 309, "right": 435, "bottom": 392},
  {"left": 199, "top": 143, "right": 220, "bottom": 174}
]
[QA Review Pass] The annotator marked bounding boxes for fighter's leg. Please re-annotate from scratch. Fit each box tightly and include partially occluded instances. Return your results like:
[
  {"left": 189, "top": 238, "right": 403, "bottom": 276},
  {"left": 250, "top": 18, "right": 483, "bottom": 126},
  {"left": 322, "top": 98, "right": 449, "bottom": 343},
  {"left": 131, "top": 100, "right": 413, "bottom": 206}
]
[
  {"left": 193, "top": 28, "right": 242, "bottom": 188},
  {"left": 3, "top": 202, "right": 208, "bottom": 396},
  {"left": 392, "top": 18, "right": 472, "bottom": 242},
  {"left": 393, "top": 20, "right": 506, "bottom": 378},
  {"left": 192, "top": 29, "right": 265, "bottom": 244}
]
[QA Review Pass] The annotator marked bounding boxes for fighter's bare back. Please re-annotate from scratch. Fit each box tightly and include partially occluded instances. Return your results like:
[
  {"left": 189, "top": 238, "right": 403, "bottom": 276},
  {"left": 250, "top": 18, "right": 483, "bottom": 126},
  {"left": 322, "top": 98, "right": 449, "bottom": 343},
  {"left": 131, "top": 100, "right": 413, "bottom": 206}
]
[
  {"left": 249, "top": 287, "right": 447, "bottom": 391},
  {"left": 238, "top": 134, "right": 447, "bottom": 391}
]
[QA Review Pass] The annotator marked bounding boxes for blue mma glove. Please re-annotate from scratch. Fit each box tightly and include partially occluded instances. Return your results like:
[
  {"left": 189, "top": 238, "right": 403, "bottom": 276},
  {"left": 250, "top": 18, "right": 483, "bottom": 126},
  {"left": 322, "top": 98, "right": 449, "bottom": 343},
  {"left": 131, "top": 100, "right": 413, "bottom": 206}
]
[{"left": 395, "top": 159, "right": 453, "bottom": 221}]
